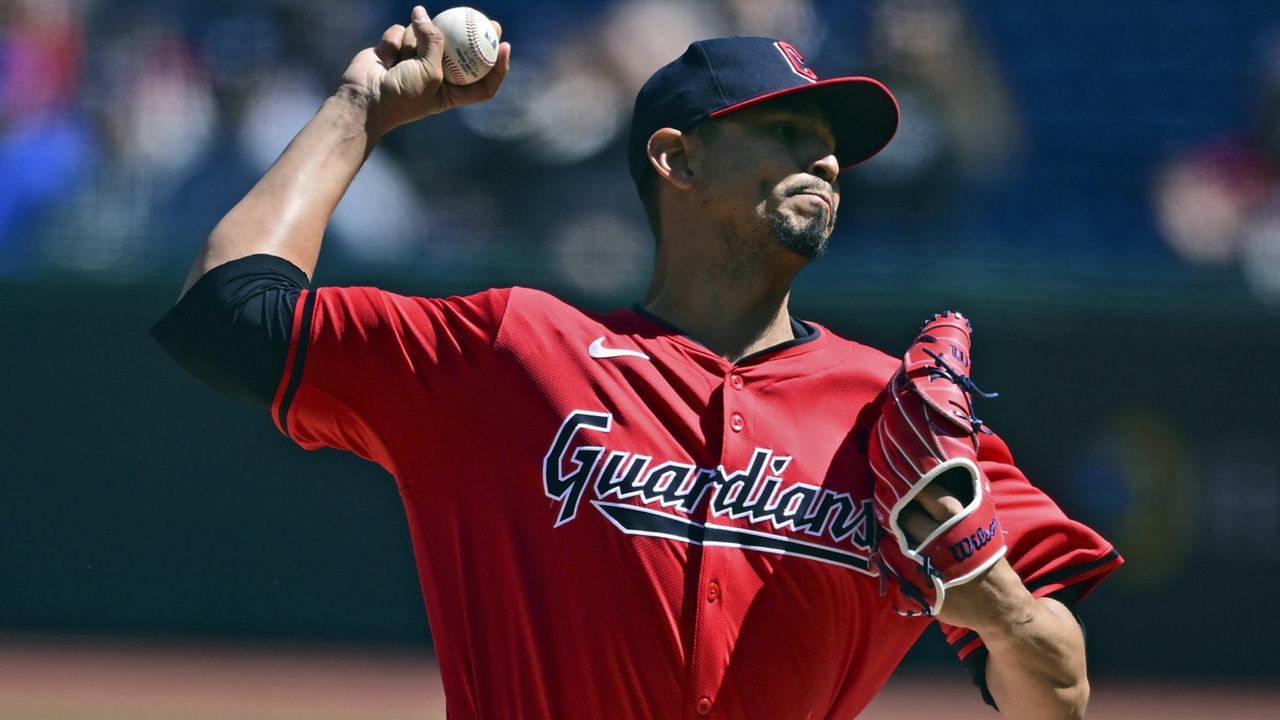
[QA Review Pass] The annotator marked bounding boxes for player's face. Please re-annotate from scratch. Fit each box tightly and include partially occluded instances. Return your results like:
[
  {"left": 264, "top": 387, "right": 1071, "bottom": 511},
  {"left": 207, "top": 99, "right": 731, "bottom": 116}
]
[{"left": 692, "top": 98, "right": 841, "bottom": 259}]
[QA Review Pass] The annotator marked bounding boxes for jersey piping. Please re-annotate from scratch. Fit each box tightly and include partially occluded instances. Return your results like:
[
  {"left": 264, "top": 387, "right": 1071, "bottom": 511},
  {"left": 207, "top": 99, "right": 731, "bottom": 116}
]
[{"left": 275, "top": 287, "right": 318, "bottom": 436}]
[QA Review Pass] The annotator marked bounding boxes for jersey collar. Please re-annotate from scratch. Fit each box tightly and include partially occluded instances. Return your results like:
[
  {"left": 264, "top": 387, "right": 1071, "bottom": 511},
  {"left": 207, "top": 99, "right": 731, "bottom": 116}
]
[{"left": 628, "top": 304, "right": 822, "bottom": 364}]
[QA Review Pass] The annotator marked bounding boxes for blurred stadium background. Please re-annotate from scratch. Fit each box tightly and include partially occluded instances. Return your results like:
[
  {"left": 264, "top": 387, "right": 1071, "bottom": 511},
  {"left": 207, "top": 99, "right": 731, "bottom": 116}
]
[{"left": 3, "top": 0, "right": 1280, "bottom": 717}]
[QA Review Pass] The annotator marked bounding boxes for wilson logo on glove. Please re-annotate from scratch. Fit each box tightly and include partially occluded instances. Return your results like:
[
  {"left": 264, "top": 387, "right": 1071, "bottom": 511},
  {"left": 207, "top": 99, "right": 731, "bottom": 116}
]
[{"left": 950, "top": 518, "right": 1000, "bottom": 562}]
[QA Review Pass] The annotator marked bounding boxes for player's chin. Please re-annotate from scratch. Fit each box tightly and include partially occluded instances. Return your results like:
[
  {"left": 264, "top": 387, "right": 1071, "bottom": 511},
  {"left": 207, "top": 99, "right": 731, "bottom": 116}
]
[{"left": 771, "top": 212, "right": 832, "bottom": 260}]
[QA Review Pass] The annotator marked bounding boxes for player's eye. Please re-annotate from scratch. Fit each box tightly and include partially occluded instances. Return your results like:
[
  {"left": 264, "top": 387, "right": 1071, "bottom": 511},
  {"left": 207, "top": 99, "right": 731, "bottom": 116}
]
[{"left": 769, "top": 122, "right": 797, "bottom": 141}]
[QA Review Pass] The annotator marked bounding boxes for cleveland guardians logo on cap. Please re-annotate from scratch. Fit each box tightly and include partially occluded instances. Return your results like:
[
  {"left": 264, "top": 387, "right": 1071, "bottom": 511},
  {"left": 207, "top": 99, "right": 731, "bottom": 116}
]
[{"left": 774, "top": 41, "right": 819, "bottom": 82}]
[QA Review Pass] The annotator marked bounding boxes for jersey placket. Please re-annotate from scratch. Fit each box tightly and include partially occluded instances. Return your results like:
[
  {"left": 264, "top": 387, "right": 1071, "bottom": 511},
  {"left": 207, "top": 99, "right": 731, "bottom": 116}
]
[{"left": 685, "top": 367, "right": 756, "bottom": 719}]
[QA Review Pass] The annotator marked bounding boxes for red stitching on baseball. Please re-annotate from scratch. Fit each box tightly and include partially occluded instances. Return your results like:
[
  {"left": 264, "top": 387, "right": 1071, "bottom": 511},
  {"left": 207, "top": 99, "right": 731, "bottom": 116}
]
[
  {"left": 442, "top": 56, "right": 467, "bottom": 84},
  {"left": 465, "top": 10, "right": 496, "bottom": 68}
]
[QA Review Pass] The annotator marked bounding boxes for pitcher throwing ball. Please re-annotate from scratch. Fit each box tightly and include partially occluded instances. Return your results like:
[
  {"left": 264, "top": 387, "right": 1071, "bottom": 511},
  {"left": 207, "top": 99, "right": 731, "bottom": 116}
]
[{"left": 153, "top": 5, "right": 1121, "bottom": 718}]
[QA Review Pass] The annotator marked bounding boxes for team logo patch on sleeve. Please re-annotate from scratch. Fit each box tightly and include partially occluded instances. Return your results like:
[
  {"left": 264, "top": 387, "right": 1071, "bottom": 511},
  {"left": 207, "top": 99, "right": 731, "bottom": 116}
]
[{"left": 543, "top": 410, "right": 875, "bottom": 573}]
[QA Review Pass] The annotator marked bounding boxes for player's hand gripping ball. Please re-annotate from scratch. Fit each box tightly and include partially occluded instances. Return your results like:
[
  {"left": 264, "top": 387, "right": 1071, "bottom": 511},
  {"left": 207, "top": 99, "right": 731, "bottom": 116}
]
[{"left": 434, "top": 7, "right": 500, "bottom": 85}]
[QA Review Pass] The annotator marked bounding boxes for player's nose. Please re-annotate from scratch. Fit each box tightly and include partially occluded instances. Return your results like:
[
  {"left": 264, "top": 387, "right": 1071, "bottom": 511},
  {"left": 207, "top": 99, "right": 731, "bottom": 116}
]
[{"left": 808, "top": 150, "right": 840, "bottom": 185}]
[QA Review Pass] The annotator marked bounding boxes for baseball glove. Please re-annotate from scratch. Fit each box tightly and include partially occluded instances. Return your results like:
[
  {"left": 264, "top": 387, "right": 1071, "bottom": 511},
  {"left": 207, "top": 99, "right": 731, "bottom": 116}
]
[{"left": 867, "top": 311, "right": 1006, "bottom": 617}]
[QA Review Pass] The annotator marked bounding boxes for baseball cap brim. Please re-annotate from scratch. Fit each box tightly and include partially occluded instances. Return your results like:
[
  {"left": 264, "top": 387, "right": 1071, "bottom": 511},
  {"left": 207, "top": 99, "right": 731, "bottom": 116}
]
[{"left": 708, "top": 76, "right": 899, "bottom": 170}]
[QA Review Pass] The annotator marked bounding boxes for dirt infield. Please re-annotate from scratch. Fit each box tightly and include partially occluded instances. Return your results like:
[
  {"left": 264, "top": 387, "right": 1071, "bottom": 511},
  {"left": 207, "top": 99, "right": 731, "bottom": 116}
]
[{"left": 1, "top": 635, "right": 1276, "bottom": 719}]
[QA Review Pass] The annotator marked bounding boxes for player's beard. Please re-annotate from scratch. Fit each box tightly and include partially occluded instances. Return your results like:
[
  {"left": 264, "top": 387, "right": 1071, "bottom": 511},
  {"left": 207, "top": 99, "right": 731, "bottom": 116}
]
[{"left": 771, "top": 207, "right": 832, "bottom": 260}]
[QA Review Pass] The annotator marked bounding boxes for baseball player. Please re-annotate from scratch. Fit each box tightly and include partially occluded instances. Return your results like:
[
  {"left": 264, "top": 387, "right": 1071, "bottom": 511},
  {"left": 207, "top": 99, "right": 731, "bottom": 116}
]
[{"left": 153, "top": 6, "right": 1121, "bottom": 719}]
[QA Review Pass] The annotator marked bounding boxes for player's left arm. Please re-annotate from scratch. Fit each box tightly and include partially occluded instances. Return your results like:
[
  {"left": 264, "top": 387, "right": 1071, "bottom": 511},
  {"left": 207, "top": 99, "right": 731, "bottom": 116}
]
[
  {"left": 905, "top": 499, "right": 1090, "bottom": 719},
  {"left": 867, "top": 313, "right": 1119, "bottom": 719}
]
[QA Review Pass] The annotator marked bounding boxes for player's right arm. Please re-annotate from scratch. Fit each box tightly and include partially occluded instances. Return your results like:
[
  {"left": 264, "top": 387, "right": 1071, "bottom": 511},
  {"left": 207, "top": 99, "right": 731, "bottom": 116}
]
[
  {"left": 178, "top": 5, "right": 510, "bottom": 297},
  {"left": 152, "top": 6, "right": 509, "bottom": 408}
]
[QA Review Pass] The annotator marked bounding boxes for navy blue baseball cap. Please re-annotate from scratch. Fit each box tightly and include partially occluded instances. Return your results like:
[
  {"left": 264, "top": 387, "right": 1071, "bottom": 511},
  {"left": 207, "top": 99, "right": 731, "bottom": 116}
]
[{"left": 627, "top": 37, "right": 899, "bottom": 187}]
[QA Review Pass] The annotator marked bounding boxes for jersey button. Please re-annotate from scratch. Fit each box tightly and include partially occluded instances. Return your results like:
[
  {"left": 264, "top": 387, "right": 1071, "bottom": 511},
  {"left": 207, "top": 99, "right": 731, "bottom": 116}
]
[
  {"left": 696, "top": 697, "right": 713, "bottom": 715},
  {"left": 730, "top": 413, "right": 744, "bottom": 432},
  {"left": 729, "top": 373, "right": 745, "bottom": 390},
  {"left": 706, "top": 581, "right": 720, "bottom": 603}
]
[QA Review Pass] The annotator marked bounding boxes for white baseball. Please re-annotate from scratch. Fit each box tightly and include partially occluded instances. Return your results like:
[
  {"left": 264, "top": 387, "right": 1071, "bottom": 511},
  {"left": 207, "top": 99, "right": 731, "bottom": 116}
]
[{"left": 433, "top": 7, "right": 499, "bottom": 86}]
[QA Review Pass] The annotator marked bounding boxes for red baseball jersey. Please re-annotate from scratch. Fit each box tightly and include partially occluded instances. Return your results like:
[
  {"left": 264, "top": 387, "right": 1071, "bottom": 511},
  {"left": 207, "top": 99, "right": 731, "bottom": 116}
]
[{"left": 271, "top": 285, "right": 1121, "bottom": 719}]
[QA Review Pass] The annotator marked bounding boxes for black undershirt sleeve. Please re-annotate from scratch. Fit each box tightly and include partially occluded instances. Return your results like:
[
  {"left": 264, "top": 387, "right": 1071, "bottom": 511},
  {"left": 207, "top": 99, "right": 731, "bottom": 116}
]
[
  {"left": 150, "top": 254, "right": 308, "bottom": 407},
  {"left": 960, "top": 590, "right": 1085, "bottom": 711}
]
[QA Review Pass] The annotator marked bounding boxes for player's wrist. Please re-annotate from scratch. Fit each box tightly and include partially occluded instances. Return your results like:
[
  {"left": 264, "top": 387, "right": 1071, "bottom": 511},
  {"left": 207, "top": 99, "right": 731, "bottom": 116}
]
[
  {"left": 936, "top": 559, "right": 1036, "bottom": 634},
  {"left": 331, "top": 84, "right": 390, "bottom": 143}
]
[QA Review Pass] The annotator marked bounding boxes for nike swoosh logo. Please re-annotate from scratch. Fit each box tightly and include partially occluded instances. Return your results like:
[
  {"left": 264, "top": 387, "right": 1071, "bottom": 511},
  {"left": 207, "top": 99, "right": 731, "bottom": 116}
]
[{"left": 588, "top": 336, "right": 650, "bottom": 360}]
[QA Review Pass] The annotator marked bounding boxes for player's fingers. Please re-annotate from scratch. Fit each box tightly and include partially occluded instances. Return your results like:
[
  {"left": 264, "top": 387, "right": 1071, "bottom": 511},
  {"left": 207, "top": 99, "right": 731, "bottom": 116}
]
[
  {"left": 375, "top": 24, "right": 406, "bottom": 65},
  {"left": 491, "top": 20, "right": 502, "bottom": 39},
  {"left": 480, "top": 41, "right": 512, "bottom": 95},
  {"left": 449, "top": 41, "right": 511, "bottom": 105},
  {"left": 399, "top": 23, "right": 417, "bottom": 62},
  {"left": 897, "top": 503, "right": 936, "bottom": 545},
  {"left": 913, "top": 467, "right": 970, "bottom": 522},
  {"left": 409, "top": 5, "right": 445, "bottom": 63}
]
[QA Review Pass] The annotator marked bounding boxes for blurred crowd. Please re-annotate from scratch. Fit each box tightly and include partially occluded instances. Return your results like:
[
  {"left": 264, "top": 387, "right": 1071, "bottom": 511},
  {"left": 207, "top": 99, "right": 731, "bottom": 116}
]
[
  {"left": 1153, "top": 35, "right": 1280, "bottom": 303},
  {"left": 1, "top": 0, "right": 1278, "bottom": 305}
]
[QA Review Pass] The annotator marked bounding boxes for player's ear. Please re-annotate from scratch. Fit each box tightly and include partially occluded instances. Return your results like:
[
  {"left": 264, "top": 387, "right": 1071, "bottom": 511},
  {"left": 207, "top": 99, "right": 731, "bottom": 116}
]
[{"left": 647, "top": 128, "right": 694, "bottom": 191}]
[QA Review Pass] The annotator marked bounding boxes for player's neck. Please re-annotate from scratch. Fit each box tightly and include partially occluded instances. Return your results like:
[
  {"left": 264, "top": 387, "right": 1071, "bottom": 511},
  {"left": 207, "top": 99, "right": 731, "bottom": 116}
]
[
  {"left": 642, "top": 250, "right": 800, "bottom": 363},
  {"left": 642, "top": 290, "right": 796, "bottom": 363}
]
